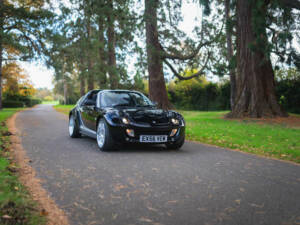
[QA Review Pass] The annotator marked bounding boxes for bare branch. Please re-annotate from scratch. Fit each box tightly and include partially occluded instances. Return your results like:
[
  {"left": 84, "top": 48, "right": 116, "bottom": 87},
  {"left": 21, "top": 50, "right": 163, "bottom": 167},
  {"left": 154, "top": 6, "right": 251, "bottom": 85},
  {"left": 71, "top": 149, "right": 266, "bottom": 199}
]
[
  {"left": 161, "top": 40, "right": 214, "bottom": 60},
  {"left": 164, "top": 52, "right": 211, "bottom": 80},
  {"left": 161, "top": 23, "right": 224, "bottom": 60}
]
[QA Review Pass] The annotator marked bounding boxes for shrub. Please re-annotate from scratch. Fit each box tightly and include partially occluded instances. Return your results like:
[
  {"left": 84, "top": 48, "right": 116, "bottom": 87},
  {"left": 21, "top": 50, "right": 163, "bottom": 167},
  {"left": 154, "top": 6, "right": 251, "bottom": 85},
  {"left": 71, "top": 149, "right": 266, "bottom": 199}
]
[
  {"left": 3, "top": 93, "right": 42, "bottom": 107},
  {"left": 2, "top": 100, "right": 25, "bottom": 108}
]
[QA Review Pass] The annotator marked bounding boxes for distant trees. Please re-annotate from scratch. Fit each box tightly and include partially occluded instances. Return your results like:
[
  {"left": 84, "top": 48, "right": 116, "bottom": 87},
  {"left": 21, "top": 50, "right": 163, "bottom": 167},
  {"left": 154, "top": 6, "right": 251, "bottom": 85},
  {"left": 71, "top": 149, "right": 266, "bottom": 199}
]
[
  {"left": 45, "top": 0, "right": 137, "bottom": 103},
  {"left": 2, "top": 62, "right": 35, "bottom": 97},
  {"left": 0, "top": 0, "right": 53, "bottom": 109}
]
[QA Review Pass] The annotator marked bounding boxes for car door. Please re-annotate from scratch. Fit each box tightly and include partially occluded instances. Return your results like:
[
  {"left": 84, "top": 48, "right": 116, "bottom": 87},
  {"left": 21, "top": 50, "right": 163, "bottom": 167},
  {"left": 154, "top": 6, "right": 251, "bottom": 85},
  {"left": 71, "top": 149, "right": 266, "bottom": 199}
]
[
  {"left": 85, "top": 92, "right": 100, "bottom": 131},
  {"left": 79, "top": 92, "right": 95, "bottom": 130}
]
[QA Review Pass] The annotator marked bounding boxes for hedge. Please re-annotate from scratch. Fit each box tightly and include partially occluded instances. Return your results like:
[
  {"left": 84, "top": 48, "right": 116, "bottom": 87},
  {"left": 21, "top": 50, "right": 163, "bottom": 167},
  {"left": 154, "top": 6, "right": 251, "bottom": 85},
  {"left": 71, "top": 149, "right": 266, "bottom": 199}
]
[{"left": 2, "top": 100, "right": 25, "bottom": 108}]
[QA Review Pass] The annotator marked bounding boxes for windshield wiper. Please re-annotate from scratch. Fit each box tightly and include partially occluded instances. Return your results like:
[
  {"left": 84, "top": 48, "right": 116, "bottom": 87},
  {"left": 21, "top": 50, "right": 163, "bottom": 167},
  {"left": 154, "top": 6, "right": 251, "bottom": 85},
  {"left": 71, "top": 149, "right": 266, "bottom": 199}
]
[
  {"left": 136, "top": 104, "right": 155, "bottom": 107},
  {"left": 112, "top": 103, "right": 130, "bottom": 107}
]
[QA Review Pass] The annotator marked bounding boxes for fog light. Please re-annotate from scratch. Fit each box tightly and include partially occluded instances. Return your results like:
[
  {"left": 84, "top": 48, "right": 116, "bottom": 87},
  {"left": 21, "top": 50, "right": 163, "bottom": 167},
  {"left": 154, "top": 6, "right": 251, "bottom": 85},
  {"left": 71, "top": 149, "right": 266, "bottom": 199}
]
[
  {"left": 170, "top": 129, "right": 178, "bottom": 137},
  {"left": 126, "top": 129, "right": 134, "bottom": 137}
]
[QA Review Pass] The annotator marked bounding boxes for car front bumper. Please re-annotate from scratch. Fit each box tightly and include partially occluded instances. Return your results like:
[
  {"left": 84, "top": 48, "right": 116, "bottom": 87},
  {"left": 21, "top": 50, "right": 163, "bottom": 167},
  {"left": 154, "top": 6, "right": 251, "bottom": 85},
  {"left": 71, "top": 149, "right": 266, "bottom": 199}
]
[{"left": 107, "top": 122, "right": 185, "bottom": 145}]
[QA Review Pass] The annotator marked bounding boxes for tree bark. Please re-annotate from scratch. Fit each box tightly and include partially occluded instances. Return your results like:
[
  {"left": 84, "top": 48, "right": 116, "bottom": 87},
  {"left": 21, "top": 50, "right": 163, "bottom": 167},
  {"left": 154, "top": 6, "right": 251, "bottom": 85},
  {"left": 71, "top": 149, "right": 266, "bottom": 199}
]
[
  {"left": 144, "top": 0, "right": 171, "bottom": 109},
  {"left": 228, "top": 0, "right": 287, "bottom": 118},
  {"left": 63, "top": 76, "right": 68, "bottom": 105},
  {"left": 225, "top": 0, "right": 236, "bottom": 109},
  {"left": 107, "top": 0, "right": 118, "bottom": 89},
  {"left": 79, "top": 55, "right": 86, "bottom": 96},
  {"left": 0, "top": 0, "right": 3, "bottom": 110},
  {"left": 86, "top": 4, "right": 94, "bottom": 90},
  {"left": 98, "top": 16, "right": 107, "bottom": 88}
]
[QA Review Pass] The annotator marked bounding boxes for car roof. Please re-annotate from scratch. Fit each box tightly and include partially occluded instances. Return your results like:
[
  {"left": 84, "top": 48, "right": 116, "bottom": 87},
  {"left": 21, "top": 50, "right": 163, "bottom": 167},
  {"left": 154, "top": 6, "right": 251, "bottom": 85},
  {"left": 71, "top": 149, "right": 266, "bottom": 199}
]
[{"left": 99, "top": 89, "right": 143, "bottom": 94}]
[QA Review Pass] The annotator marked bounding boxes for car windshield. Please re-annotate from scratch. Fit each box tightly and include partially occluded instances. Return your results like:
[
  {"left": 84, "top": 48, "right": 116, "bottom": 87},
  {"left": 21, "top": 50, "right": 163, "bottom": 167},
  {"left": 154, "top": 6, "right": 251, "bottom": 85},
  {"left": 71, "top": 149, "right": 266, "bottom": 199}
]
[{"left": 101, "top": 91, "right": 154, "bottom": 108}]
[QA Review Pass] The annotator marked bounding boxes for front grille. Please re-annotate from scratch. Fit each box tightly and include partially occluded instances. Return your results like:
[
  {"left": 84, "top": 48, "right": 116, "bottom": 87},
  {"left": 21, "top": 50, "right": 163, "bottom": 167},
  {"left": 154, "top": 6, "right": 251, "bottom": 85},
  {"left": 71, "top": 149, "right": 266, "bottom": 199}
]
[
  {"left": 132, "top": 116, "right": 170, "bottom": 126},
  {"left": 135, "top": 128, "right": 171, "bottom": 136}
]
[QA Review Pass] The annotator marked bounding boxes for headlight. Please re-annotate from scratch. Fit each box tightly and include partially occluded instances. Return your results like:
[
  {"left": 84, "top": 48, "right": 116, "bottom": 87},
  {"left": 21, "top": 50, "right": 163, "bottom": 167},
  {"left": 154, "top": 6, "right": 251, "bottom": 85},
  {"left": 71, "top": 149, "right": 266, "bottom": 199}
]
[
  {"left": 171, "top": 118, "right": 179, "bottom": 125},
  {"left": 122, "top": 117, "right": 129, "bottom": 124}
]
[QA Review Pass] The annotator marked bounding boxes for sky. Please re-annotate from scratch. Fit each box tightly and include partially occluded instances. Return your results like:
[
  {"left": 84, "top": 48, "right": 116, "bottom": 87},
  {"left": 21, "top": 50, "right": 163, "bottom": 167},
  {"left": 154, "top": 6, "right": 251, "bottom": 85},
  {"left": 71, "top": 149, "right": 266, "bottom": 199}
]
[{"left": 20, "top": 1, "right": 203, "bottom": 90}]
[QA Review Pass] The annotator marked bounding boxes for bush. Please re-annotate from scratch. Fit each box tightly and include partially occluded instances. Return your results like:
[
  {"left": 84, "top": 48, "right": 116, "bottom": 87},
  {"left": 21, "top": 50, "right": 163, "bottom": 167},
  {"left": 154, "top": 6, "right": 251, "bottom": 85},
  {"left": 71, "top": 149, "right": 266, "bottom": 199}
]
[
  {"left": 3, "top": 93, "right": 42, "bottom": 107},
  {"left": 168, "top": 80, "right": 231, "bottom": 111},
  {"left": 2, "top": 100, "right": 25, "bottom": 108},
  {"left": 276, "top": 79, "right": 300, "bottom": 114}
]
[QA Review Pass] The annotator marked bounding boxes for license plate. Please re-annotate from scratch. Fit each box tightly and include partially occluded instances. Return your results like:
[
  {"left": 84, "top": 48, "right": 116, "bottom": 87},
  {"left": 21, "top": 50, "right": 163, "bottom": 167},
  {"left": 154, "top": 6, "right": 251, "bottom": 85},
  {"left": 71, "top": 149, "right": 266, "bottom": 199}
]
[{"left": 140, "top": 135, "right": 168, "bottom": 143}]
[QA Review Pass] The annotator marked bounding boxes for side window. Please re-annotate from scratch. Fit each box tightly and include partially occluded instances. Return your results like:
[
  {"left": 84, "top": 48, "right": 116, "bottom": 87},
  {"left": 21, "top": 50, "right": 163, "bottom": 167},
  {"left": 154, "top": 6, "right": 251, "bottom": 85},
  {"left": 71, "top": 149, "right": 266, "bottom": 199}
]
[{"left": 82, "top": 92, "right": 97, "bottom": 106}]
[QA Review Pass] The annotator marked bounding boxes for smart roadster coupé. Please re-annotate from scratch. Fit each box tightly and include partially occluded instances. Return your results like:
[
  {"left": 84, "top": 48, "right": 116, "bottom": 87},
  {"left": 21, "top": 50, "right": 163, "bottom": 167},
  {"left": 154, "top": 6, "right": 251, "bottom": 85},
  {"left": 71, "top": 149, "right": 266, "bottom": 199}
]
[{"left": 68, "top": 90, "right": 185, "bottom": 151}]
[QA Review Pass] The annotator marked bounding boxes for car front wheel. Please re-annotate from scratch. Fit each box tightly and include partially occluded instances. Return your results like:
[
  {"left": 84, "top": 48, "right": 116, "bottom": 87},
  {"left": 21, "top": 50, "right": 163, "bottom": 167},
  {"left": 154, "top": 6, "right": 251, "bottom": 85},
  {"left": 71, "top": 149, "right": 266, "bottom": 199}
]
[
  {"left": 69, "top": 114, "right": 81, "bottom": 138},
  {"left": 97, "top": 119, "right": 114, "bottom": 151}
]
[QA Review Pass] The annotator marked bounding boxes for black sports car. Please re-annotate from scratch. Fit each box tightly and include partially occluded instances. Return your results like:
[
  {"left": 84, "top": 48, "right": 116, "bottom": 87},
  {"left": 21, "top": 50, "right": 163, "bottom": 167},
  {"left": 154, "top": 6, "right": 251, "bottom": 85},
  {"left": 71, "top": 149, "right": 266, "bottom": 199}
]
[{"left": 68, "top": 90, "right": 185, "bottom": 151}]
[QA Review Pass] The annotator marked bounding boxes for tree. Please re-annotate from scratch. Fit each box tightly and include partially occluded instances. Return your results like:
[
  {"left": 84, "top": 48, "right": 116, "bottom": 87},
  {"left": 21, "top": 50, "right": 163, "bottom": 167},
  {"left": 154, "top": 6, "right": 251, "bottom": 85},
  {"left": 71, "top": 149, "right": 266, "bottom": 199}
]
[
  {"left": 2, "top": 62, "right": 36, "bottom": 97},
  {"left": 200, "top": 0, "right": 300, "bottom": 117},
  {"left": 144, "top": 0, "right": 219, "bottom": 109},
  {"left": 228, "top": 0, "right": 300, "bottom": 117},
  {"left": 144, "top": 0, "right": 170, "bottom": 108},
  {"left": 225, "top": 0, "right": 236, "bottom": 109},
  {"left": 0, "top": 0, "right": 53, "bottom": 109}
]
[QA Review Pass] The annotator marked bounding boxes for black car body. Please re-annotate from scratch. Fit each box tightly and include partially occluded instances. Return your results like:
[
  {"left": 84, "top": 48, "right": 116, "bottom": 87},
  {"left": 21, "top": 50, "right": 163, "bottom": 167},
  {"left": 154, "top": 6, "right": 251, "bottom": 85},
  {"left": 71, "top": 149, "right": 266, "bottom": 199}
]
[{"left": 68, "top": 90, "right": 185, "bottom": 151}]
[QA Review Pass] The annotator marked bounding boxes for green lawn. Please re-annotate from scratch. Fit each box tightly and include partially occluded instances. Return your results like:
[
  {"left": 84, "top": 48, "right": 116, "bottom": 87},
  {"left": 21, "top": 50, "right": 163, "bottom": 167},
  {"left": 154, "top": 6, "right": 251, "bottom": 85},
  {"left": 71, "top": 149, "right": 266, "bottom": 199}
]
[
  {"left": 53, "top": 104, "right": 74, "bottom": 115},
  {"left": 0, "top": 108, "right": 46, "bottom": 225},
  {"left": 42, "top": 100, "right": 59, "bottom": 105},
  {"left": 181, "top": 111, "right": 300, "bottom": 163},
  {"left": 53, "top": 105, "right": 300, "bottom": 163}
]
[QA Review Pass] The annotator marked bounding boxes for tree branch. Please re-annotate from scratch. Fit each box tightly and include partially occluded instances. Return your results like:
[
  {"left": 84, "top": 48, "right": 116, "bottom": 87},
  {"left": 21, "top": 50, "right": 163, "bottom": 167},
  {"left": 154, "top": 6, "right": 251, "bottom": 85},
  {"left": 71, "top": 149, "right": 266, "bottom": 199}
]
[
  {"left": 164, "top": 52, "right": 211, "bottom": 80},
  {"left": 161, "top": 23, "right": 224, "bottom": 60},
  {"left": 280, "top": 0, "right": 300, "bottom": 10}
]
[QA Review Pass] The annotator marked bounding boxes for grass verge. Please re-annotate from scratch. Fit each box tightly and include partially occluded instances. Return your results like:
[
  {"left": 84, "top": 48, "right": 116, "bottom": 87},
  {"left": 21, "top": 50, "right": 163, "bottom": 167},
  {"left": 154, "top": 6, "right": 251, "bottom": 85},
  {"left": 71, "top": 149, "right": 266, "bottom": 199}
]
[
  {"left": 42, "top": 100, "right": 59, "bottom": 105},
  {"left": 0, "top": 108, "right": 46, "bottom": 225},
  {"left": 53, "top": 104, "right": 74, "bottom": 115},
  {"left": 181, "top": 111, "right": 300, "bottom": 163},
  {"left": 53, "top": 105, "right": 300, "bottom": 163}
]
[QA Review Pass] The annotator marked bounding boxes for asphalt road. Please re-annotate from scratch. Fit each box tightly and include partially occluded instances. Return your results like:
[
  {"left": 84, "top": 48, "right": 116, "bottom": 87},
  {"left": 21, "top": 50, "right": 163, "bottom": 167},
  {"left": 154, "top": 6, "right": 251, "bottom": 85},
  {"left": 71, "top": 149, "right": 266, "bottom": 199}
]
[{"left": 16, "top": 105, "right": 300, "bottom": 225}]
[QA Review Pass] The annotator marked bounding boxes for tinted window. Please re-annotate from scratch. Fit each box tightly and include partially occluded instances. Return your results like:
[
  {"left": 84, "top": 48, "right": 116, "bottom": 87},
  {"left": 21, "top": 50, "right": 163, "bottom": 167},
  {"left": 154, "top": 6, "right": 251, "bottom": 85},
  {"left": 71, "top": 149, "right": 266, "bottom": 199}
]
[{"left": 101, "top": 91, "right": 153, "bottom": 107}]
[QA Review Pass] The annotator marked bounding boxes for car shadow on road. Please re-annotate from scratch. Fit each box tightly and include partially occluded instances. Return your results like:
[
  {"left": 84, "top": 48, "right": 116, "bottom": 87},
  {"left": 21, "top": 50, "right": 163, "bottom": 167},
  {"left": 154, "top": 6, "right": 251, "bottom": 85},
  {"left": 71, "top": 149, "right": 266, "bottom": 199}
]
[{"left": 79, "top": 136, "right": 190, "bottom": 154}]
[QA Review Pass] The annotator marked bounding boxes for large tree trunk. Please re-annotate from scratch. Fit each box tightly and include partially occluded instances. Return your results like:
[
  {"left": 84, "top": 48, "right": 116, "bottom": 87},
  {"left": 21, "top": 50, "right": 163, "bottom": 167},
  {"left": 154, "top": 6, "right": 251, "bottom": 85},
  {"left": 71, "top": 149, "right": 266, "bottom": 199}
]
[
  {"left": 0, "top": 0, "right": 3, "bottom": 110},
  {"left": 228, "top": 0, "right": 286, "bottom": 118},
  {"left": 107, "top": 1, "right": 118, "bottom": 89},
  {"left": 144, "top": 0, "right": 171, "bottom": 109},
  {"left": 98, "top": 16, "right": 107, "bottom": 88},
  {"left": 225, "top": 0, "right": 236, "bottom": 109},
  {"left": 79, "top": 56, "right": 86, "bottom": 96},
  {"left": 86, "top": 5, "right": 94, "bottom": 90},
  {"left": 63, "top": 76, "right": 68, "bottom": 105}
]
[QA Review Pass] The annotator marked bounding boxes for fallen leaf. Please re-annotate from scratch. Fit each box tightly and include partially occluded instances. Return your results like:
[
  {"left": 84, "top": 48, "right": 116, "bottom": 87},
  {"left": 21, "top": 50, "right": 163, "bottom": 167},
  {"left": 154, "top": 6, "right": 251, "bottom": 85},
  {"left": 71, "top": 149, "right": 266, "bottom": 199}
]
[
  {"left": 139, "top": 217, "right": 153, "bottom": 223},
  {"left": 167, "top": 200, "right": 178, "bottom": 204},
  {"left": 112, "top": 213, "right": 118, "bottom": 220},
  {"left": 2, "top": 215, "right": 12, "bottom": 219},
  {"left": 40, "top": 209, "right": 49, "bottom": 216},
  {"left": 235, "top": 199, "right": 241, "bottom": 204}
]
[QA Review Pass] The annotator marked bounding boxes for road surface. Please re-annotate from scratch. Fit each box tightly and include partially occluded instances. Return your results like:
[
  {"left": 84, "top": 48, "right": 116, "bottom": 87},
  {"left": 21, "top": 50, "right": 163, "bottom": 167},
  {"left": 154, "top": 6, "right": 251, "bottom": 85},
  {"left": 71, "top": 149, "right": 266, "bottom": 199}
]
[{"left": 16, "top": 105, "right": 300, "bottom": 225}]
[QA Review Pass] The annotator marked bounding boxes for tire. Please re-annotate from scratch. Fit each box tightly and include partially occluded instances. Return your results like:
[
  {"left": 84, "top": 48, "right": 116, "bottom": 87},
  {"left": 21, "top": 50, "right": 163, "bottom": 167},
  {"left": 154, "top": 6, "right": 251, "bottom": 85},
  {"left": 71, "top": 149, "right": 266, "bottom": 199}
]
[
  {"left": 69, "top": 114, "right": 81, "bottom": 138},
  {"left": 96, "top": 119, "right": 114, "bottom": 151},
  {"left": 165, "top": 137, "right": 185, "bottom": 150}
]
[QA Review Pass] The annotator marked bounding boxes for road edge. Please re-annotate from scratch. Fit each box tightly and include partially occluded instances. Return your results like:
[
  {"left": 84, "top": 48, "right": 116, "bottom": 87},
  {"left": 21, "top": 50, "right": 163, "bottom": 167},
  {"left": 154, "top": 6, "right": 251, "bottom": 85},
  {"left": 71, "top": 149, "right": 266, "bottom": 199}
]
[{"left": 7, "top": 110, "right": 69, "bottom": 225}]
